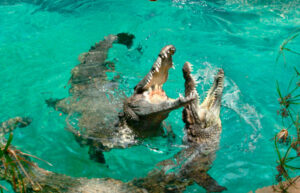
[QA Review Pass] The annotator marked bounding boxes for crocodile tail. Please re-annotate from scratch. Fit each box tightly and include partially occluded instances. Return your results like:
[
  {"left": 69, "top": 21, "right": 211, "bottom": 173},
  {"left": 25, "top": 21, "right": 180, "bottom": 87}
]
[
  {"left": 45, "top": 98, "right": 60, "bottom": 108},
  {"left": 116, "top": 33, "right": 135, "bottom": 48},
  {"left": 45, "top": 98, "right": 72, "bottom": 115},
  {"left": 191, "top": 172, "right": 227, "bottom": 193},
  {"left": 89, "top": 33, "right": 135, "bottom": 53}
]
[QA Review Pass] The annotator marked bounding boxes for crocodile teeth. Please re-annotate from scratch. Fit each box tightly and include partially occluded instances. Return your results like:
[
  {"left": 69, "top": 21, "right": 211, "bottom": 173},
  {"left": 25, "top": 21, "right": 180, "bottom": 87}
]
[
  {"left": 189, "top": 92, "right": 194, "bottom": 98},
  {"left": 155, "top": 67, "right": 159, "bottom": 72},
  {"left": 157, "top": 60, "right": 161, "bottom": 66},
  {"left": 146, "top": 73, "right": 152, "bottom": 83},
  {"left": 172, "top": 65, "right": 175, "bottom": 69},
  {"left": 157, "top": 62, "right": 161, "bottom": 68},
  {"left": 163, "top": 53, "right": 168, "bottom": 58}
]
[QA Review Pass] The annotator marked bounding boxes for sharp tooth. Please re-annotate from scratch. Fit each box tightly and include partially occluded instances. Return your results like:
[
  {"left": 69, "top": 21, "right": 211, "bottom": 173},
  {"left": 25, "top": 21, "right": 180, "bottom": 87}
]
[
  {"left": 172, "top": 65, "right": 175, "bottom": 69},
  {"left": 155, "top": 67, "right": 159, "bottom": 72},
  {"left": 147, "top": 75, "right": 152, "bottom": 82},
  {"left": 164, "top": 53, "right": 167, "bottom": 58},
  {"left": 158, "top": 57, "right": 162, "bottom": 64}
]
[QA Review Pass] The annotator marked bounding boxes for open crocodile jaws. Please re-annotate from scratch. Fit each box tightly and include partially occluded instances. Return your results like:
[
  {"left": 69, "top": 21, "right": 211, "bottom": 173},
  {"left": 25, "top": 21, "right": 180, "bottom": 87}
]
[
  {"left": 182, "top": 61, "right": 226, "bottom": 192},
  {"left": 124, "top": 45, "right": 195, "bottom": 134}
]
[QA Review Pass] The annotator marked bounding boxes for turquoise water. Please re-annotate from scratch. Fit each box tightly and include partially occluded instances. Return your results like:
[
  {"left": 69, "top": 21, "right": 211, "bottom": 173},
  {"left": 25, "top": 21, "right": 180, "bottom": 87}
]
[{"left": 0, "top": 0, "right": 299, "bottom": 192}]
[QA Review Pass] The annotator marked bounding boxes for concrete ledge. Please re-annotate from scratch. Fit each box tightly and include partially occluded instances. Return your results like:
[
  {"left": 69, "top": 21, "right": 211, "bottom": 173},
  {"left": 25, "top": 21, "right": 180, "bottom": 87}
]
[{"left": 249, "top": 176, "right": 300, "bottom": 193}]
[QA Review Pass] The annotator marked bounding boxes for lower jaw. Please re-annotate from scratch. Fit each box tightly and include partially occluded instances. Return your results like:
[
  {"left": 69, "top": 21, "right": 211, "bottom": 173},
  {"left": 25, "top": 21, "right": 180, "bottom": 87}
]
[
  {"left": 128, "top": 117, "right": 167, "bottom": 137},
  {"left": 149, "top": 89, "right": 168, "bottom": 103}
]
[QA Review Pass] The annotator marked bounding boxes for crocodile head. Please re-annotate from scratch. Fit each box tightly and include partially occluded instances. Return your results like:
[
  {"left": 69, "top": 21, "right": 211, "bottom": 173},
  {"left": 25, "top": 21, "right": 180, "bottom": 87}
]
[
  {"left": 182, "top": 62, "right": 224, "bottom": 147},
  {"left": 123, "top": 45, "right": 195, "bottom": 136}
]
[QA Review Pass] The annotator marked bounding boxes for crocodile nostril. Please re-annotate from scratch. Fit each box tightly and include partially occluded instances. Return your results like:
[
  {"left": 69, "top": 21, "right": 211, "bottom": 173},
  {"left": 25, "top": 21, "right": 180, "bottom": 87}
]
[{"left": 169, "top": 47, "right": 176, "bottom": 55}]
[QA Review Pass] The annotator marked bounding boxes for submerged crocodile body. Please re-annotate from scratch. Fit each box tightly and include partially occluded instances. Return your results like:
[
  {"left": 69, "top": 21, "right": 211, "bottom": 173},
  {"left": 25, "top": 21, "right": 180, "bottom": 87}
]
[
  {"left": 47, "top": 34, "right": 195, "bottom": 163},
  {"left": 132, "top": 62, "right": 226, "bottom": 192}
]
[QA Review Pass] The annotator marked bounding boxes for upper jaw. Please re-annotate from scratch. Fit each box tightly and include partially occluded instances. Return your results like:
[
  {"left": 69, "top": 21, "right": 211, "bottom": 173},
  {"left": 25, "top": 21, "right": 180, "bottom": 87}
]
[
  {"left": 183, "top": 62, "right": 199, "bottom": 99},
  {"left": 183, "top": 62, "right": 224, "bottom": 119},
  {"left": 134, "top": 45, "right": 176, "bottom": 94},
  {"left": 125, "top": 46, "right": 198, "bottom": 122}
]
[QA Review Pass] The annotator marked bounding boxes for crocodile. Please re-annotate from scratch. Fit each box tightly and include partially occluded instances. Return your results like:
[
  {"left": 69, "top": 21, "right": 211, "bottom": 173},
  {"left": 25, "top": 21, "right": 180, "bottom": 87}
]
[
  {"left": 46, "top": 34, "right": 195, "bottom": 163},
  {"left": 131, "top": 62, "right": 226, "bottom": 192}
]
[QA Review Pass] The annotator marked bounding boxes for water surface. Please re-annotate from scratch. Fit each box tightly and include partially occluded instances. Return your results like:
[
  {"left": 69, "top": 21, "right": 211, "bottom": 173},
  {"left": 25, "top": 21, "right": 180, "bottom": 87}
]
[{"left": 0, "top": 0, "right": 299, "bottom": 192}]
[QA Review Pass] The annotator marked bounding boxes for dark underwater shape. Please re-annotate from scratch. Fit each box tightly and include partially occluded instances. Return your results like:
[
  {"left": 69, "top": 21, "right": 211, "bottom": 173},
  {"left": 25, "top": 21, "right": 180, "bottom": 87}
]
[{"left": 116, "top": 33, "right": 135, "bottom": 48}]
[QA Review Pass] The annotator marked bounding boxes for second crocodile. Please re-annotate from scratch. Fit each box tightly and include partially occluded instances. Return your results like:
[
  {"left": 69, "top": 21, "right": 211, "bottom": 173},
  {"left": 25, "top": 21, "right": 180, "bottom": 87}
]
[{"left": 132, "top": 62, "right": 227, "bottom": 192}]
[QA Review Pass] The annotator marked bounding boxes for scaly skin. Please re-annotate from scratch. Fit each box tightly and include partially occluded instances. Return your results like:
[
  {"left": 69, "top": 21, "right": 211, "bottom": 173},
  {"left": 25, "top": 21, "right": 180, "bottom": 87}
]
[
  {"left": 47, "top": 35, "right": 195, "bottom": 163},
  {"left": 132, "top": 62, "right": 226, "bottom": 193}
]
